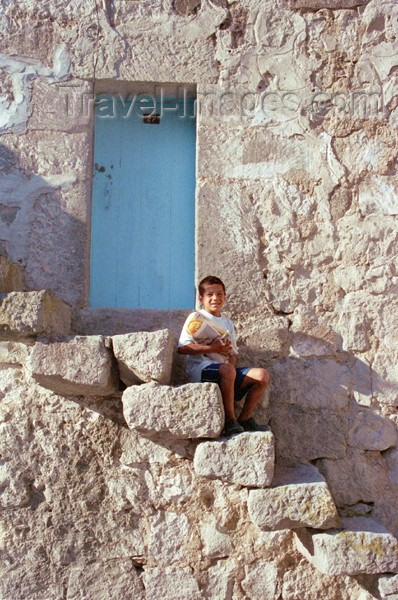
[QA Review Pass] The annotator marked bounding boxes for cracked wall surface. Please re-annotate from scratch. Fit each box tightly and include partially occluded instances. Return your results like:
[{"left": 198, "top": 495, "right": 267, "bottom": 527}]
[{"left": 0, "top": 0, "right": 398, "bottom": 598}]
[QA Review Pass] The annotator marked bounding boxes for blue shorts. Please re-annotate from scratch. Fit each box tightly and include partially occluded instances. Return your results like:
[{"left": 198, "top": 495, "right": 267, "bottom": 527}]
[{"left": 201, "top": 363, "right": 252, "bottom": 402}]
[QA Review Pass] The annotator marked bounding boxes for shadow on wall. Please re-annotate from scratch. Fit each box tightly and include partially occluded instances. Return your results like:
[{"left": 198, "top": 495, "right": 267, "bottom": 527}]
[
  {"left": 0, "top": 143, "right": 86, "bottom": 305},
  {"left": 233, "top": 327, "right": 398, "bottom": 533},
  {"left": 238, "top": 333, "right": 395, "bottom": 413}
]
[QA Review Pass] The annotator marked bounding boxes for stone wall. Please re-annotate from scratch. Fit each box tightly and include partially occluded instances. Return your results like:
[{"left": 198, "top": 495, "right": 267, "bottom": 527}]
[
  {"left": 1, "top": 0, "right": 398, "bottom": 598},
  {"left": 2, "top": 290, "right": 398, "bottom": 599}
]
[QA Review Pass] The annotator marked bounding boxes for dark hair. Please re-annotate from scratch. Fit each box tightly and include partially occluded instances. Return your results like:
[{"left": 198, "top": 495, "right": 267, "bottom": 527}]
[{"left": 198, "top": 275, "right": 226, "bottom": 296}]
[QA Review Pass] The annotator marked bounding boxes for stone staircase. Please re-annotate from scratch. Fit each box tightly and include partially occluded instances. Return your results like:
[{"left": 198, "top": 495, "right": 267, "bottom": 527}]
[{"left": 2, "top": 290, "right": 398, "bottom": 599}]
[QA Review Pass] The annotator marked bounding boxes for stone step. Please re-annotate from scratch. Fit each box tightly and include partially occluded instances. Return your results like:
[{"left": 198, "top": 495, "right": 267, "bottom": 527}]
[
  {"left": 248, "top": 463, "right": 339, "bottom": 531},
  {"left": 28, "top": 335, "right": 118, "bottom": 396},
  {"left": 122, "top": 381, "right": 224, "bottom": 439},
  {"left": 295, "top": 517, "right": 398, "bottom": 576},
  {"left": 112, "top": 329, "right": 175, "bottom": 386},
  {"left": 193, "top": 430, "right": 275, "bottom": 487}
]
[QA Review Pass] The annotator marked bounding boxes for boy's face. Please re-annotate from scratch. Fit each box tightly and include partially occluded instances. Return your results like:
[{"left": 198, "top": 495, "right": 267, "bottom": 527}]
[{"left": 199, "top": 284, "right": 226, "bottom": 317}]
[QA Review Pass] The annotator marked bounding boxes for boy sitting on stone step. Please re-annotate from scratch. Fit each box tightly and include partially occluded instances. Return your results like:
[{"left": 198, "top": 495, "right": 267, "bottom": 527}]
[{"left": 178, "top": 275, "right": 269, "bottom": 436}]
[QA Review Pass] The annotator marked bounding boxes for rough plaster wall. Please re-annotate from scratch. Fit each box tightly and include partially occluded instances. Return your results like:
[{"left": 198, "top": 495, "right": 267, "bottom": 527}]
[{"left": 0, "top": 0, "right": 398, "bottom": 598}]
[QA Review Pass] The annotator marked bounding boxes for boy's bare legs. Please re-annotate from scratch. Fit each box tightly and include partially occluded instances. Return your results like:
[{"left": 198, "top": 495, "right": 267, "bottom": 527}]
[
  {"left": 219, "top": 362, "right": 237, "bottom": 420},
  {"left": 238, "top": 368, "right": 270, "bottom": 422}
]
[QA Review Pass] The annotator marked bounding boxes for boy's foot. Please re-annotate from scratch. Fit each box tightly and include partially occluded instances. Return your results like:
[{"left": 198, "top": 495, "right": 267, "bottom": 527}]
[
  {"left": 223, "top": 419, "right": 244, "bottom": 436},
  {"left": 238, "top": 417, "right": 268, "bottom": 432}
]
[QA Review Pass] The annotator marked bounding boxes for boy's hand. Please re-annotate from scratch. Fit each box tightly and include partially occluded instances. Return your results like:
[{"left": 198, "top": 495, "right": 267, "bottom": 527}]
[{"left": 209, "top": 338, "right": 232, "bottom": 356}]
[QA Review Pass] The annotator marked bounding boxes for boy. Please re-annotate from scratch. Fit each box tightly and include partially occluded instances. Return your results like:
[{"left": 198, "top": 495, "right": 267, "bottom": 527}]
[{"left": 178, "top": 275, "right": 270, "bottom": 436}]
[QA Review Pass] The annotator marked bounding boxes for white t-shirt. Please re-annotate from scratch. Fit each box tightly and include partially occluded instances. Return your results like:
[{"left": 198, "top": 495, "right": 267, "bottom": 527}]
[{"left": 178, "top": 308, "right": 237, "bottom": 382}]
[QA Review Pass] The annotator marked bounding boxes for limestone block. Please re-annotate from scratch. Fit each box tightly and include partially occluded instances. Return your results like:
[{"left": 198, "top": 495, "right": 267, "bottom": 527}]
[
  {"left": 270, "top": 358, "right": 352, "bottom": 410},
  {"left": 1, "top": 564, "right": 63, "bottom": 600},
  {"left": 331, "top": 224, "right": 397, "bottom": 303},
  {"left": 252, "top": 530, "right": 295, "bottom": 559},
  {"left": 295, "top": 517, "right": 398, "bottom": 576},
  {"left": 28, "top": 336, "right": 118, "bottom": 396},
  {"left": 333, "top": 265, "right": 365, "bottom": 294},
  {"left": 112, "top": 329, "right": 175, "bottom": 386},
  {"left": 269, "top": 403, "right": 347, "bottom": 462},
  {"left": 148, "top": 511, "right": 190, "bottom": 566},
  {"left": 238, "top": 314, "right": 290, "bottom": 357},
  {"left": 336, "top": 304, "right": 371, "bottom": 352},
  {"left": 316, "top": 450, "right": 391, "bottom": 506},
  {"left": 145, "top": 464, "right": 195, "bottom": 509},
  {"left": 379, "top": 574, "right": 398, "bottom": 599},
  {"left": 208, "top": 480, "right": 249, "bottom": 531},
  {"left": 282, "top": 559, "right": 376, "bottom": 600},
  {"left": 194, "top": 431, "right": 275, "bottom": 487},
  {"left": 107, "top": 462, "right": 195, "bottom": 515},
  {"left": 94, "top": 514, "right": 145, "bottom": 563},
  {"left": 241, "top": 560, "right": 278, "bottom": 600},
  {"left": 289, "top": 308, "right": 340, "bottom": 356},
  {"left": 265, "top": 267, "right": 295, "bottom": 313},
  {"left": 0, "top": 341, "right": 30, "bottom": 365},
  {"left": 203, "top": 559, "right": 237, "bottom": 600},
  {"left": 248, "top": 464, "right": 339, "bottom": 531},
  {"left": 200, "top": 515, "right": 233, "bottom": 558},
  {"left": 348, "top": 411, "right": 397, "bottom": 451},
  {"left": 106, "top": 466, "right": 148, "bottom": 513},
  {"left": 289, "top": 331, "right": 337, "bottom": 357},
  {"left": 143, "top": 567, "right": 202, "bottom": 600},
  {"left": 119, "top": 429, "right": 194, "bottom": 466},
  {"left": 0, "top": 290, "right": 72, "bottom": 339},
  {"left": 122, "top": 382, "right": 224, "bottom": 439},
  {"left": 66, "top": 560, "right": 145, "bottom": 600}
]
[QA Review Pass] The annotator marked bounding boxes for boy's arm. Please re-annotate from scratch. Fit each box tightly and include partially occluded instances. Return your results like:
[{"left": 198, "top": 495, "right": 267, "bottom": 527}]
[{"left": 178, "top": 339, "right": 232, "bottom": 356}]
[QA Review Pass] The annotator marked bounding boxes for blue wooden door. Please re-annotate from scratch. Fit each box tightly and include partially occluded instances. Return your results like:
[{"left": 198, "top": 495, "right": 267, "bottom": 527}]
[{"left": 90, "top": 96, "right": 196, "bottom": 309}]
